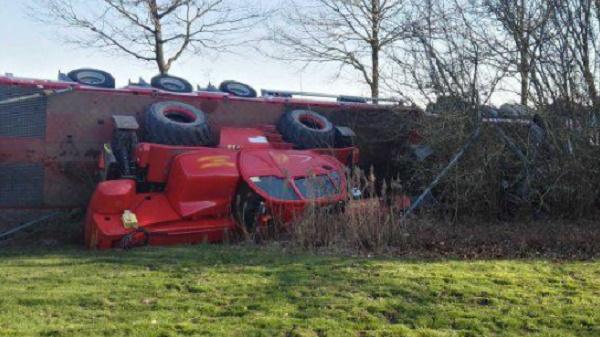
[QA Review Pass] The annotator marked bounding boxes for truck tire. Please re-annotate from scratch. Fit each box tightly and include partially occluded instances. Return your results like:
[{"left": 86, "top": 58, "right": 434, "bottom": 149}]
[
  {"left": 277, "top": 110, "right": 335, "bottom": 149},
  {"left": 233, "top": 183, "right": 271, "bottom": 242},
  {"left": 219, "top": 80, "right": 257, "bottom": 98},
  {"left": 67, "top": 68, "right": 115, "bottom": 88},
  {"left": 234, "top": 184, "right": 262, "bottom": 232},
  {"left": 150, "top": 74, "right": 193, "bottom": 93},
  {"left": 144, "top": 101, "right": 214, "bottom": 146}
]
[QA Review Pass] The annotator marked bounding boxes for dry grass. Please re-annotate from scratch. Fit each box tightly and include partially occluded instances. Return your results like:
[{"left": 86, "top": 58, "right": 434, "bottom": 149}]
[
  {"left": 288, "top": 200, "right": 600, "bottom": 259},
  {"left": 282, "top": 167, "right": 600, "bottom": 258}
]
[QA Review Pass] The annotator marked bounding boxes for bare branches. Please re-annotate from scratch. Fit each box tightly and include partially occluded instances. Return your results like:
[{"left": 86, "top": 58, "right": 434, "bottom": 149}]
[
  {"left": 33, "top": 0, "right": 264, "bottom": 74},
  {"left": 31, "top": 0, "right": 600, "bottom": 111},
  {"left": 483, "top": 0, "right": 553, "bottom": 105},
  {"left": 267, "top": 0, "right": 414, "bottom": 99},
  {"left": 388, "top": 0, "right": 508, "bottom": 106},
  {"left": 532, "top": 0, "right": 600, "bottom": 107}
]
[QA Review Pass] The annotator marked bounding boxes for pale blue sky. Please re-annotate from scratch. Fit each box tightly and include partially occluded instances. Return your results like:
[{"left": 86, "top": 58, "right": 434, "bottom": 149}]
[{"left": 0, "top": 0, "right": 367, "bottom": 97}]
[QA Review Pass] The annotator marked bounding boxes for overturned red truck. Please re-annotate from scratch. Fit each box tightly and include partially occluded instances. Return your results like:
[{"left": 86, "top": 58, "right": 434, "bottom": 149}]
[
  {"left": 0, "top": 69, "right": 421, "bottom": 247},
  {"left": 88, "top": 100, "right": 358, "bottom": 248}
]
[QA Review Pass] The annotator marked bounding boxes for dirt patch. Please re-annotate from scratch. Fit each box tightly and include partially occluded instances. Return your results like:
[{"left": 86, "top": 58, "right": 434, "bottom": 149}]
[{"left": 389, "top": 218, "right": 600, "bottom": 259}]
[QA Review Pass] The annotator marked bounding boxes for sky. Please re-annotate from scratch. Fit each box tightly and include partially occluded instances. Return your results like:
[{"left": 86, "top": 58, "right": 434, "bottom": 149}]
[{"left": 0, "top": 0, "right": 369, "bottom": 98}]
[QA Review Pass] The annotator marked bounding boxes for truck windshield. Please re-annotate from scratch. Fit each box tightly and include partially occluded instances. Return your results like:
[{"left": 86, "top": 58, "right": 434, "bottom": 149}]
[
  {"left": 251, "top": 176, "right": 299, "bottom": 200},
  {"left": 294, "top": 174, "right": 339, "bottom": 199}
]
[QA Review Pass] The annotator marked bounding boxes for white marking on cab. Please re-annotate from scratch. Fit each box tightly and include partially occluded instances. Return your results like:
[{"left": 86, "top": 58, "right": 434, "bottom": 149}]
[{"left": 248, "top": 136, "right": 268, "bottom": 144}]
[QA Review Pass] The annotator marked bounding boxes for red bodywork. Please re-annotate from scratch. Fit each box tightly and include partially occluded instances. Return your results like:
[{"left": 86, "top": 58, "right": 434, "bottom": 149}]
[
  {"left": 85, "top": 127, "right": 357, "bottom": 249},
  {"left": 0, "top": 75, "right": 414, "bottom": 209}
]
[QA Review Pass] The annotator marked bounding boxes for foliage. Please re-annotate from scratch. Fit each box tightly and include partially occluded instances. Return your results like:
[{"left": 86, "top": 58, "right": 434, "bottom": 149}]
[{"left": 404, "top": 103, "right": 600, "bottom": 219}]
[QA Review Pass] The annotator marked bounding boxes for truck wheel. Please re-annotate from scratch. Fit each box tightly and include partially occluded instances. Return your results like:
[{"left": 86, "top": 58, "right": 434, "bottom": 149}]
[
  {"left": 150, "top": 74, "right": 193, "bottom": 93},
  {"left": 277, "top": 110, "right": 335, "bottom": 149},
  {"left": 233, "top": 184, "right": 264, "bottom": 241},
  {"left": 219, "top": 80, "right": 257, "bottom": 98},
  {"left": 144, "top": 101, "right": 214, "bottom": 146},
  {"left": 67, "top": 68, "right": 115, "bottom": 88}
]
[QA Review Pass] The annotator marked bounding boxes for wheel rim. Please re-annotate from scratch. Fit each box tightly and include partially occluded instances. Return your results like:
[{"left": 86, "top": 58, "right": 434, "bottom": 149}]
[
  {"left": 226, "top": 83, "right": 251, "bottom": 96},
  {"left": 299, "top": 115, "right": 326, "bottom": 130},
  {"left": 163, "top": 108, "right": 196, "bottom": 123},
  {"left": 76, "top": 71, "right": 105, "bottom": 85},
  {"left": 159, "top": 78, "right": 186, "bottom": 91}
]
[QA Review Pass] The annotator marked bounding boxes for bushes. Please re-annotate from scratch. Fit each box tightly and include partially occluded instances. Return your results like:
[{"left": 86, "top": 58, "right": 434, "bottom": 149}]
[
  {"left": 281, "top": 102, "right": 600, "bottom": 257},
  {"left": 397, "top": 103, "right": 600, "bottom": 220}
]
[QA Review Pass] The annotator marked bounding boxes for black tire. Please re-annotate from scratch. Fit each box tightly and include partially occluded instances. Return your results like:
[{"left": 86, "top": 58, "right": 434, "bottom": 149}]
[
  {"left": 233, "top": 183, "right": 263, "bottom": 235},
  {"left": 277, "top": 110, "right": 335, "bottom": 149},
  {"left": 150, "top": 74, "right": 193, "bottom": 93},
  {"left": 219, "top": 80, "right": 257, "bottom": 98},
  {"left": 479, "top": 105, "right": 499, "bottom": 117},
  {"left": 67, "top": 68, "right": 115, "bottom": 88},
  {"left": 144, "top": 101, "right": 214, "bottom": 146}
]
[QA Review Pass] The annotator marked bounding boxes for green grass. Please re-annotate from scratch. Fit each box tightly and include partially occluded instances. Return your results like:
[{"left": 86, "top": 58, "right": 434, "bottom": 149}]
[{"left": 0, "top": 245, "right": 598, "bottom": 337}]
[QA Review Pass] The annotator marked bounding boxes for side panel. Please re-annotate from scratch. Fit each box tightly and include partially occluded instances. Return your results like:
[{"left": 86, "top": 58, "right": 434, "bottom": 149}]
[
  {"left": 166, "top": 150, "right": 240, "bottom": 218},
  {"left": 0, "top": 163, "right": 44, "bottom": 207}
]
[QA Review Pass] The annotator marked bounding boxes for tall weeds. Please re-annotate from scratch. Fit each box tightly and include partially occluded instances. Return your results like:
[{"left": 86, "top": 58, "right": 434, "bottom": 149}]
[{"left": 285, "top": 104, "right": 600, "bottom": 257}]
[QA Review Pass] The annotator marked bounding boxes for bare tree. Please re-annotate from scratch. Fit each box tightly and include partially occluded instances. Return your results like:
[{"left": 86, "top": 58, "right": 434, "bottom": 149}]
[
  {"left": 532, "top": 0, "right": 600, "bottom": 107},
  {"left": 268, "top": 0, "right": 414, "bottom": 99},
  {"left": 34, "top": 0, "right": 263, "bottom": 74},
  {"left": 389, "top": 0, "right": 507, "bottom": 106},
  {"left": 483, "top": 0, "right": 552, "bottom": 105}
]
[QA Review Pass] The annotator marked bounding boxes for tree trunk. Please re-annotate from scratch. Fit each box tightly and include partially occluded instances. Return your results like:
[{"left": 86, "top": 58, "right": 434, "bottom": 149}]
[
  {"left": 148, "top": 0, "right": 168, "bottom": 74},
  {"left": 580, "top": 0, "right": 597, "bottom": 105},
  {"left": 520, "top": 57, "right": 529, "bottom": 105},
  {"left": 371, "top": 48, "right": 379, "bottom": 100},
  {"left": 371, "top": 0, "right": 380, "bottom": 101},
  {"left": 519, "top": 0, "right": 529, "bottom": 105}
]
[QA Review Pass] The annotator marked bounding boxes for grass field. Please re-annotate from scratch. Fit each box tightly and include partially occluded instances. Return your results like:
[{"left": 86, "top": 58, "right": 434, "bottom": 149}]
[{"left": 0, "top": 245, "right": 598, "bottom": 337}]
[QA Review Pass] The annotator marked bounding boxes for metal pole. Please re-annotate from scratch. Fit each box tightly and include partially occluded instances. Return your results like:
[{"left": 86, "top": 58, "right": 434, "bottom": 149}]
[
  {"left": 260, "top": 89, "right": 401, "bottom": 103},
  {"left": 402, "top": 126, "right": 482, "bottom": 220},
  {"left": 0, "top": 88, "right": 73, "bottom": 106},
  {"left": 0, "top": 212, "right": 61, "bottom": 240}
]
